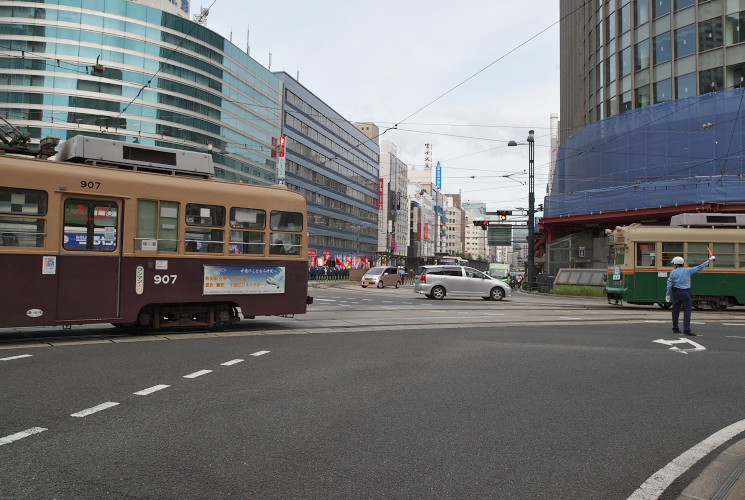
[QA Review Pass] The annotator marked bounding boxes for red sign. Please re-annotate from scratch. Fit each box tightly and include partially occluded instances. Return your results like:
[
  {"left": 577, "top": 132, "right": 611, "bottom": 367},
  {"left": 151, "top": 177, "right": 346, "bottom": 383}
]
[
  {"left": 278, "top": 136, "right": 286, "bottom": 158},
  {"left": 322, "top": 249, "right": 331, "bottom": 258},
  {"left": 378, "top": 178, "right": 384, "bottom": 210},
  {"left": 308, "top": 248, "right": 317, "bottom": 256}
]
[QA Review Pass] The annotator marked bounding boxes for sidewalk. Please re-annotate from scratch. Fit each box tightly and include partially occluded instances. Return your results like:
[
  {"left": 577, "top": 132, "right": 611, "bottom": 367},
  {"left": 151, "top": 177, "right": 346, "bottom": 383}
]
[{"left": 678, "top": 437, "right": 745, "bottom": 499}]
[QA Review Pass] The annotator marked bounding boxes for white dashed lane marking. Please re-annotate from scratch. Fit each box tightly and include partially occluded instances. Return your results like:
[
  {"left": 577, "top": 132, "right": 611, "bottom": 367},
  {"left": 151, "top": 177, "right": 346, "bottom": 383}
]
[
  {"left": 0, "top": 427, "right": 47, "bottom": 446},
  {"left": 250, "top": 351, "right": 270, "bottom": 356},
  {"left": 183, "top": 369, "right": 212, "bottom": 379},
  {"left": 133, "top": 384, "right": 170, "bottom": 396},
  {"left": 220, "top": 359, "right": 244, "bottom": 366},
  {"left": 1, "top": 354, "right": 33, "bottom": 361},
  {"left": 70, "top": 402, "right": 120, "bottom": 418}
]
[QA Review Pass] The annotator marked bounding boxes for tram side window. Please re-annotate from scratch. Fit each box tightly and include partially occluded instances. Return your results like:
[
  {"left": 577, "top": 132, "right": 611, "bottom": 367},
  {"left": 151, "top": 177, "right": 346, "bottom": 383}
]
[
  {"left": 229, "top": 207, "right": 265, "bottom": 255},
  {"left": 687, "top": 242, "right": 709, "bottom": 265},
  {"left": 62, "top": 199, "right": 118, "bottom": 251},
  {"left": 636, "top": 243, "right": 656, "bottom": 266},
  {"left": 712, "top": 242, "right": 735, "bottom": 267},
  {"left": 661, "top": 242, "right": 684, "bottom": 266},
  {"left": 185, "top": 203, "right": 225, "bottom": 254},
  {"left": 269, "top": 210, "right": 303, "bottom": 255},
  {"left": 136, "top": 200, "right": 179, "bottom": 252},
  {"left": 739, "top": 244, "right": 745, "bottom": 268},
  {"left": 0, "top": 187, "right": 47, "bottom": 247}
]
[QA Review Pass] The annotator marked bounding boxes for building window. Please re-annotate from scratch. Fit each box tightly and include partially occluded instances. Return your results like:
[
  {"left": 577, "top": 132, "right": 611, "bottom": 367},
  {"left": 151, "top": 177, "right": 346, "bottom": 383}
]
[
  {"left": 676, "top": 72, "right": 696, "bottom": 98},
  {"left": 675, "top": 24, "right": 696, "bottom": 58},
  {"left": 606, "top": 53, "right": 617, "bottom": 82},
  {"left": 653, "top": 0, "right": 670, "bottom": 18},
  {"left": 675, "top": 0, "right": 694, "bottom": 10},
  {"left": 620, "top": 3, "right": 631, "bottom": 34},
  {"left": 699, "top": 67, "right": 724, "bottom": 93},
  {"left": 728, "top": 62, "right": 745, "bottom": 88},
  {"left": 635, "top": 39, "right": 650, "bottom": 70},
  {"left": 621, "top": 47, "right": 632, "bottom": 76},
  {"left": 635, "top": 0, "right": 650, "bottom": 26},
  {"left": 607, "top": 11, "right": 617, "bottom": 42},
  {"left": 654, "top": 32, "right": 672, "bottom": 63},
  {"left": 635, "top": 84, "right": 651, "bottom": 108},
  {"left": 654, "top": 78, "right": 673, "bottom": 103},
  {"left": 699, "top": 17, "right": 724, "bottom": 51},
  {"left": 725, "top": 11, "right": 745, "bottom": 46},
  {"left": 621, "top": 90, "right": 633, "bottom": 112}
]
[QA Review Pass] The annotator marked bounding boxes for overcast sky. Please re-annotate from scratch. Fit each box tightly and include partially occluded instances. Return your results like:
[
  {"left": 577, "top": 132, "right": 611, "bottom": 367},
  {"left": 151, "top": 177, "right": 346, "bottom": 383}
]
[{"left": 202, "top": 0, "right": 561, "bottom": 212}]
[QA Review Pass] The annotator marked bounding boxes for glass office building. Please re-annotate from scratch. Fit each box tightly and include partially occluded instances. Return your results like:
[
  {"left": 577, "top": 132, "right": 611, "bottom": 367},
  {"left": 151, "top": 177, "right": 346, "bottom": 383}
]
[{"left": 0, "top": 0, "right": 282, "bottom": 184}]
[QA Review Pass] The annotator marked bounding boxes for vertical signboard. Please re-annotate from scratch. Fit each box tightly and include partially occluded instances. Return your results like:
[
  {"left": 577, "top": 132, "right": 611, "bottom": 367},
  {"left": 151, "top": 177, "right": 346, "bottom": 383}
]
[
  {"left": 277, "top": 136, "right": 286, "bottom": 185},
  {"left": 378, "top": 178, "right": 385, "bottom": 210}
]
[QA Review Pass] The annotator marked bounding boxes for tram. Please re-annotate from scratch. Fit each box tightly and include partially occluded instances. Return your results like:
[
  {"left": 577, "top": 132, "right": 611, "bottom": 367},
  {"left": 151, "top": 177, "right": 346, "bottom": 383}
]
[
  {"left": 0, "top": 136, "right": 312, "bottom": 329},
  {"left": 604, "top": 213, "right": 745, "bottom": 309}
]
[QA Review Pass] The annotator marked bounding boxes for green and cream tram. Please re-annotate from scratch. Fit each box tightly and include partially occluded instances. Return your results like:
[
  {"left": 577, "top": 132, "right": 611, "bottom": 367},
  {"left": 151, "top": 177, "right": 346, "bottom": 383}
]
[{"left": 604, "top": 215, "right": 745, "bottom": 310}]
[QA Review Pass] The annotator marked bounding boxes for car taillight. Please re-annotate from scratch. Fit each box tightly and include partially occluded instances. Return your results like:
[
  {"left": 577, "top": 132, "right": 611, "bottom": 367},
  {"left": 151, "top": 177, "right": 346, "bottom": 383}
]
[{"left": 421, "top": 273, "right": 427, "bottom": 283}]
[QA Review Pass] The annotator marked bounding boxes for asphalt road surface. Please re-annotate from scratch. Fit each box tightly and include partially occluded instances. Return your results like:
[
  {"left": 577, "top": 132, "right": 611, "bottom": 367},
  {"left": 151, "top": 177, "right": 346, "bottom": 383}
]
[{"left": 2, "top": 288, "right": 745, "bottom": 499}]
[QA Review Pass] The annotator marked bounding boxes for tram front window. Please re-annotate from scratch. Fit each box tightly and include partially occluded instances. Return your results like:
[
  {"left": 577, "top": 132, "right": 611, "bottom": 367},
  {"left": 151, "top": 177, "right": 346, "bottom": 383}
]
[{"left": 609, "top": 246, "right": 625, "bottom": 266}]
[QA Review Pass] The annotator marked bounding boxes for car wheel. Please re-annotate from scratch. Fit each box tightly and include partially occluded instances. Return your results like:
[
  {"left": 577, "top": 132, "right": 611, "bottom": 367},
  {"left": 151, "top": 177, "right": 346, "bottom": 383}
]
[
  {"left": 377, "top": 281, "right": 384, "bottom": 288},
  {"left": 431, "top": 286, "right": 446, "bottom": 300},
  {"left": 361, "top": 285, "right": 367, "bottom": 288},
  {"left": 490, "top": 287, "right": 505, "bottom": 301}
]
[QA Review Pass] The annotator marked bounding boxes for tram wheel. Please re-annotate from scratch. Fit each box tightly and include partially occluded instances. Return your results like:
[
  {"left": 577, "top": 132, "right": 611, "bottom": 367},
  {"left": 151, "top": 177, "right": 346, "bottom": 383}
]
[{"left": 657, "top": 303, "right": 671, "bottom": 309}]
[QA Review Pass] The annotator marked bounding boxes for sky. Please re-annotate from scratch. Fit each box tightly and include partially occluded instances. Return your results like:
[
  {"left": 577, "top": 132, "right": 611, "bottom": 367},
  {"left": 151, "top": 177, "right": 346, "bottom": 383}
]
[{"left": 202, "top": 0, "right": 561, "bottom": 213}]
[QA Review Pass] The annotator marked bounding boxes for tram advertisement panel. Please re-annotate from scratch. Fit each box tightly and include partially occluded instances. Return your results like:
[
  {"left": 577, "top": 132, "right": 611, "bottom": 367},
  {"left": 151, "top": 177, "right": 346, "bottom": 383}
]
[{"left": 203, "top": 265, "right": 285, "bottom": 295}]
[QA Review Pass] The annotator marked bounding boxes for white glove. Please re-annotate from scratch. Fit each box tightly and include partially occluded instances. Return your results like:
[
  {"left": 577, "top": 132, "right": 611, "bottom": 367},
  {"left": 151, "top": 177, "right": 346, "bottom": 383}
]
[
  {"left": 709, "top": 255, "right": 716, "bottom": 261},
  {"left": 665, "top": 295, "right": 671, "bottom": 303}
]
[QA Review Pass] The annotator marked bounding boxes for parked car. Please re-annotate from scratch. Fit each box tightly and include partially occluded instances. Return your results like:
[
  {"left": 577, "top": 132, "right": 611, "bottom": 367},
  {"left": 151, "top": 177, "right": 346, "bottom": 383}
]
[
  {"left": 361, "top": 266, "right": 401, "bottom": 288},
  {"left": 414, "top": 265, "right": 511, "bottom": 301}
]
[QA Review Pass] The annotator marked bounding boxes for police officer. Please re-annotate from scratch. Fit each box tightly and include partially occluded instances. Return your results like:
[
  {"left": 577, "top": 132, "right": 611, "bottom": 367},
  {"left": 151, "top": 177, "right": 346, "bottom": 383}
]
[{"left": 665, "top": 254, "right": 715, "bottom": 336}]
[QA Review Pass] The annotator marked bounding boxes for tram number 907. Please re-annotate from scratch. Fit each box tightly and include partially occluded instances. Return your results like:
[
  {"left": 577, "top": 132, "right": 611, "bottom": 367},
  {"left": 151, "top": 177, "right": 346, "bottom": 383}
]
[{"left": 153, "top": 274, "right": 178, "bottom": 285}]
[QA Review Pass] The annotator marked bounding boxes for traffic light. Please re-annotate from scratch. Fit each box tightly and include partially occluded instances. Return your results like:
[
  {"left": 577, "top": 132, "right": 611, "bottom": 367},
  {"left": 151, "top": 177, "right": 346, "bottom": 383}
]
[
  {"left": 475, "top": 220, "right": 488, "bottom": 230},
  {"left": 496, "top": 210, "right": 512, "bottom": 221}
]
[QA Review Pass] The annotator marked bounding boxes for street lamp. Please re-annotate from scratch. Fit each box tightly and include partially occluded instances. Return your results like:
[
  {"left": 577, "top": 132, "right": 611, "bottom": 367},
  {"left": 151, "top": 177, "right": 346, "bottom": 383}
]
[{"left": 508, "top": 130, "right": 535, "bottom": 287}]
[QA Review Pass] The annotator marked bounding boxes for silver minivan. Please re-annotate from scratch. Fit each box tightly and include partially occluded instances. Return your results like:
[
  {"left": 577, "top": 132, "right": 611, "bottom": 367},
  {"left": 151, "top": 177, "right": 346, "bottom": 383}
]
[
  {"left": 361, "top": 266, "right": 401, "bottom": 288},
  {"left": 414, "top": 265, "right": 511, "bottom": 301}
]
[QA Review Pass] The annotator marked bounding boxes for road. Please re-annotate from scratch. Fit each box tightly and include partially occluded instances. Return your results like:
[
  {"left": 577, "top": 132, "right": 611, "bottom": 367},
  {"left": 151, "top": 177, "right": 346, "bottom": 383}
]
[{"left": 2, "top": 286, "right": 745, "bottom": 499}]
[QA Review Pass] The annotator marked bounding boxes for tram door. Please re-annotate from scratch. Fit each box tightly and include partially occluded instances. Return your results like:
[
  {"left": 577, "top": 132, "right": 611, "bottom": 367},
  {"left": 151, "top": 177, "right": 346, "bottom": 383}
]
[
  {"left": 634, "top": 242, "right": 657, "bottom": 302},
  {"left": 56, "top": 197, "right": 122, "bottom": 321}
]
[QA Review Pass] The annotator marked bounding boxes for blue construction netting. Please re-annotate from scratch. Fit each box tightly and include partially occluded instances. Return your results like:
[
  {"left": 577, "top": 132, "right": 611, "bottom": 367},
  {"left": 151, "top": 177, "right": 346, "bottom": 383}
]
[{"left": 546, "top": 88, "right": 745, "bottom": 217}]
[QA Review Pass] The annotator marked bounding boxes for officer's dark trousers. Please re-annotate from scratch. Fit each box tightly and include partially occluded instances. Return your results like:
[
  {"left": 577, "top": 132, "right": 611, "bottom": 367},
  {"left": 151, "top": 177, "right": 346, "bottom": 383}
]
[{"left": 671, "top": 288, "right": 692, "bottom": 333}]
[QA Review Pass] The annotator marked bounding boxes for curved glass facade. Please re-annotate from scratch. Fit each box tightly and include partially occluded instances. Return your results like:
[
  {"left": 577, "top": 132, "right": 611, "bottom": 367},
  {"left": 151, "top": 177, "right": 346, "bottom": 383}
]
[
  {"left": 555, "top": 0, "right": 745, "bottom": 217},
  {"left": 0, "top": 0, "right": 281, "bottom": 184}
]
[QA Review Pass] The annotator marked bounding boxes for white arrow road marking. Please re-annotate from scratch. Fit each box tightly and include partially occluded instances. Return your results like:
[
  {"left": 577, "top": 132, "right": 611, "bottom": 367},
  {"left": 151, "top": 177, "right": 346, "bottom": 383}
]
[
  {"left": 628, "top": 418, "right": 745, "bottom": 500},
  {"left": 250, "top": 350, "right": 270, "bottom": 356},
  {"left": 70, "top": 402, "right": 119, "bottom": 417},
  {"left": 652, "top": 338, "right": 706, "bottom": 354},
  {"left": 0, "top": 427, "right": 47, "bottom": 446}
]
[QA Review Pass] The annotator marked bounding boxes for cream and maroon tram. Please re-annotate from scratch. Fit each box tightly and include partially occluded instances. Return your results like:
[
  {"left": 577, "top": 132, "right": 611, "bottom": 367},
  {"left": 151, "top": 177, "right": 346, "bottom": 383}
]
[{"left": 0, "top": 137, "right": 312, "bottom": 329}]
